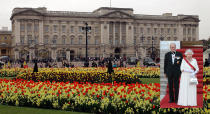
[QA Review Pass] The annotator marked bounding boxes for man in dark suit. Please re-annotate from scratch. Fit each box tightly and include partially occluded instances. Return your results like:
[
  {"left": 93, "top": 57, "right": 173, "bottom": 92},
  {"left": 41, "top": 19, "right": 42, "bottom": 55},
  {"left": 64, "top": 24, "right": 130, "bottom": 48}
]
[{"left": 164, "top": 43, "right": 183, "bottom": 103}]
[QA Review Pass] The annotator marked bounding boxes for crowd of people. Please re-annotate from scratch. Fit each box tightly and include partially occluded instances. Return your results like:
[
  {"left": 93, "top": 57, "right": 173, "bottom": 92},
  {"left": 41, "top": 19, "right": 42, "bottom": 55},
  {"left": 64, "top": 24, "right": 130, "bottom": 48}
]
[{"left": 0, "top": 56, "right": 156, "bottom": 69}]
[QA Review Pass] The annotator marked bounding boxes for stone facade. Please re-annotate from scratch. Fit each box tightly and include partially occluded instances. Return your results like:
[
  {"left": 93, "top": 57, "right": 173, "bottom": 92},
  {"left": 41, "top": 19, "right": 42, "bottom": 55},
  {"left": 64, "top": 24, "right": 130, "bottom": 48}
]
[
  {"left": 10, "top": 7, "right": 200, "bottom": 61},
  {"left": 0, "top": 30, "right": 13, "bottom": 58}
]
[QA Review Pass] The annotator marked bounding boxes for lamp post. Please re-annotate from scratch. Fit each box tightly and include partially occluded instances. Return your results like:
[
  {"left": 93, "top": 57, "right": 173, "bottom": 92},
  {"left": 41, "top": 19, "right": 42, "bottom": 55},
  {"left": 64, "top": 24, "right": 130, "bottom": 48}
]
[
  {"left": 140, "top": 34, "right": 145, "bottom": 59},
  {"left": 151, "top": 36, "right": 155, "bottom": 60},
  {"left": 82, "top": 23, "right": 91, "bottom": 67}
]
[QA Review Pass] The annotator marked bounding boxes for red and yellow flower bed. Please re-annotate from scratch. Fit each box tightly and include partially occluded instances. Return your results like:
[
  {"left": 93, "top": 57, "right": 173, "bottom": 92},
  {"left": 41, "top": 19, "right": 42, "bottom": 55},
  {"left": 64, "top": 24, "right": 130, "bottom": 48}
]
[
  {"left": 0, "top": 67, "right": 160, "bottom": 78},
  {"left": 159, "top": 84, "right": 210, "bottom": 113},
  {"left": 16, "top": 71, "right": 141, "bottom": 84},
  {"left": 0, "top": 78, "right": 160, "bottom": 113}
]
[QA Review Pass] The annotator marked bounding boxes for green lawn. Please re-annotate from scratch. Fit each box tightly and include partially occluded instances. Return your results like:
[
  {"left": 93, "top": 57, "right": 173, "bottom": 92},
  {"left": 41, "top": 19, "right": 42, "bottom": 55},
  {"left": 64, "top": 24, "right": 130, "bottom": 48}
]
[
  {"left": 0, "top": 77, "right": 15, "bottom": 79},
  {"left": 0, "top": 104, "right": 90, "bottom": 114},
  {"left": 140, "top": 78, "right": 160, "bottom": 84}
]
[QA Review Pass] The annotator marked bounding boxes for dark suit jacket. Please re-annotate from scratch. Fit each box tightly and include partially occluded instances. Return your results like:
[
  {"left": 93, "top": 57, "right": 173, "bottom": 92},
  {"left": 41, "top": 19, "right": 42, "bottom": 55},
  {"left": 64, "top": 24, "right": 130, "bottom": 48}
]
[{"left": 164, "top": 51, "right": 183, "bottom": 77}]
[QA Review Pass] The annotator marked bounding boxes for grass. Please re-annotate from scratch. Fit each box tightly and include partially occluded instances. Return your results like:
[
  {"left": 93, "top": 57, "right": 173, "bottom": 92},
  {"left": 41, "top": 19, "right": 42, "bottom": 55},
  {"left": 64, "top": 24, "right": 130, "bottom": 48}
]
[
  {"left": 0, "top": 104, "right": 90, "bottom": 114},
  {"left": 0, "top": 77, "right": 15, "bottom": 79},
  {"left": 140, "top": 78, "right": 160, "bottom": 84}
]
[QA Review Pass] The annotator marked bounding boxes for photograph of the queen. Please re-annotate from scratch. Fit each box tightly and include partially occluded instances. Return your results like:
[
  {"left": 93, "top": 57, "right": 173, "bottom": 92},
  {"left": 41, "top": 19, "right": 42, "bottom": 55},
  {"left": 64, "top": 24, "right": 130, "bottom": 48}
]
[{"left": 178, "top": 49, "right": 199, "bottom": 106}]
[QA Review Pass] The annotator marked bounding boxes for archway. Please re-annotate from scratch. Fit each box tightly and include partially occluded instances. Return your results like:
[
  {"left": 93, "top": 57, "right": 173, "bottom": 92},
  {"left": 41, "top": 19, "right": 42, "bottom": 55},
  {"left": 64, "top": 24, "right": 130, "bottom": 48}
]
[
  {"left": 38, "top": 49, "right": 50, "bottom": 60},
  {"left": 19, "top": 50, "right": 29, "bottom": 61},
  {"left": 70, "top": 50, "right": 75, "bottom": 61},
  {"left": 56, "top": 50, "right": 66, "bottom": 61},
  {"left": 114, "top": 47, "right": 121, "bottom": 59}
]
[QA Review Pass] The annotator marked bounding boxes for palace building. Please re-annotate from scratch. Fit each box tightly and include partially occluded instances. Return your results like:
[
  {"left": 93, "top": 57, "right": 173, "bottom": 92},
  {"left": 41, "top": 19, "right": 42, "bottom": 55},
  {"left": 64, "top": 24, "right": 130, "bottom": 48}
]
[
  {"left": 10, "top": 7, "right": 199, "bottom": 61},
  {"left": 0, "top": 28, "right": 12, "bottom": 58}
]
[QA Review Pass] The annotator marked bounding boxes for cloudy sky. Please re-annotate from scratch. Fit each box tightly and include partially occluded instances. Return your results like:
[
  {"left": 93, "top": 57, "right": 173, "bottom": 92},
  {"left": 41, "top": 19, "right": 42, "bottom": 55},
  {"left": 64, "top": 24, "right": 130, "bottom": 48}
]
[{"left": 0, "top": 0, "right": 209, "bottom": 40}]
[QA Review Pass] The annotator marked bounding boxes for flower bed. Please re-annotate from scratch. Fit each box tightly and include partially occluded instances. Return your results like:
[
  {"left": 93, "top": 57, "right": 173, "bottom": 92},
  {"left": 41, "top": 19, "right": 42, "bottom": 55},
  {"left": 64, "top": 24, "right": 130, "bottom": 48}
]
[
  {"left": 0, "top": 78, "right": 208, "bottom": 113},
  {"left": 16, "top": 71, "right": 141, "bottom": 84},
  {"left": 0, "top": 67, "right": 160, "bottom": 78},
  {"left": 0, "top": 79, "right": 160, "bottom": 113},
  {"left": 159, "top": 84, "right": 210, "bottom": 113},
  {"left": 0, "top": 68, "right": 26, "bottom": 77}
]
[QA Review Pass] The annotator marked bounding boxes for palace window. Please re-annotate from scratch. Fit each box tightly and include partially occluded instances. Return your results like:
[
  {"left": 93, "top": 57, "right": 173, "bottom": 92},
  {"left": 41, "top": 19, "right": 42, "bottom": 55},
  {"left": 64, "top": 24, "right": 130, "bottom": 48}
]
[
  {"left": 44, "top": 25, "right": 49, "bottom": 33},
  {"left": 134, "top": 27, "right": 137, "bottom": 34},
  {"left": 78, "top": 36, "right": 82, "bottom": 44},
  {"left": 95, "top": 38, "right": 99, "bottom": 45},
  {"left": 70, "top": 36, "right": 74, "bottom": 44},
  {"left": 154, "top": 28, "right": 157, "bottom": 34},
  {"left": 95, "top": 27, "right": 99, "bottom": 34},
  {"left": 34, "top": 36, "right": 38, "bottom": 44},
  {"left": 27, "top": 35, "right": 32, "bottom": 44},
  {"left": 34, "top": 24, "right": 39, "bottom": 32},
  {"left": 62, "top": 38, "right": 65, "bottom": 44},
  {"left": 52, "top": 35, "right": 57, "bottom": 44},
  {"left": 147, "top": 28, "right": 150, "bottom": 34},
  {"left": 20, "top": 36, "right": 24, "bottom": 44},
  {"left": 53, "top": 25, "right": 58, "bottom": 33},
  {"left": 62, "top": 36, "right": 66, "bottom": 44},
  {"left": 27, "top": 24, "right": 32, "bottom": 32},
  {"left": 109, "top": 37, "right": 113, "bottom": 45},
  {"left": 147, "top": 37, "right": 150, "bottom": 44},
  {"left": 134, "top": 37, "right": 137, "bottom": 45},
  {"left": 115, "top": 38, "right": 119, "bottom": 45},
  {"left": 174, "top": 28, "right": 177, "bottom": 35},
  {"left": 140, "top": 28, "right": 144, "bottom": 33},
  {"left": 44, "top": 36, "right": 48, "bottom": 44},
  {"left": 1, "top": 49, "right": 6, "bottom": 55},
  {"left": 62, "top": 25, "right": 66, "bottom": 33},
  {"left": 161, "top": 28, "right": 164, "bottom": 34},
  {"left": 20, "top": 24, "right": 25, "bottom": 32},
  {"left": 79, "top": 26, "right": 83, "bottom": 33},
  {"left": 167, "top": 28, "right": 170, "bottom": 34},
  {"left": 122, "top": 36, "right": 126, "bottom": 45},
  {"left": 70, "top": 26, "right": 74, "bottom": 33}
]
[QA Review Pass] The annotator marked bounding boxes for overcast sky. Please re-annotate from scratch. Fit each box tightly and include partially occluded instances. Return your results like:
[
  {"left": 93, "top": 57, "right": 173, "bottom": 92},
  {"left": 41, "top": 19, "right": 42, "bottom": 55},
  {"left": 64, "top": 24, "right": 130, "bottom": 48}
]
[{"left": 0, "top": 0, "right": 209, "bottom": 40}]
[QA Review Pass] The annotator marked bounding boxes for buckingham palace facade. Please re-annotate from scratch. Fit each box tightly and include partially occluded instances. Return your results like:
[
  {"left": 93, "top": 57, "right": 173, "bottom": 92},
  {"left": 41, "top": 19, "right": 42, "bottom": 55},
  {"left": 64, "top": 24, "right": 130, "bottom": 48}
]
[{"left": 10, "top": 7, "right": 199, "bottom": 61}]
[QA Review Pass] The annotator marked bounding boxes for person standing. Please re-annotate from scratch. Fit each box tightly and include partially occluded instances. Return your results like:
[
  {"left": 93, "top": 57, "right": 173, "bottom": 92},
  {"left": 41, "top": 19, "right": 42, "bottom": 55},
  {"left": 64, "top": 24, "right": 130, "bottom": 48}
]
[
  {"left": 33, "top": 59, "right": 38, "bottom": 73},
  {"left": 107, "top": 59, "right": 114, "bottom": 74},
  {"left": 178, "top": 49, "right": 199, "bottom": 106},
  {"left": 204, "top": 58, "right": 209, "bottom": 67},
  {"left": 164, "top": 43, "right": 183, "bottom": 103}
]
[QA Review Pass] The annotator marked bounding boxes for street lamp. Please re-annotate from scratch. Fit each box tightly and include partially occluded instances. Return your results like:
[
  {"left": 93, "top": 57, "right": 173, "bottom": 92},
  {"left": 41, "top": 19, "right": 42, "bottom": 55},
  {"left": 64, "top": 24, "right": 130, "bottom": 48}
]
[
  {"left": 82, "top": 23, "right": 91, "bottom": 67},
  {"left": 151, "top": 36, "right": 155, "bottom": 60}
]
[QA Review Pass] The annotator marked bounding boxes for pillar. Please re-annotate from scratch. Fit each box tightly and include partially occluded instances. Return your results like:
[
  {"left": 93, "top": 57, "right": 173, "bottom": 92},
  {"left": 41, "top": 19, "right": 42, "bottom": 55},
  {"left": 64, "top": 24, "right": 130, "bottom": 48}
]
[
  {"left": 14, "top": 50, "right": 19, "bottom": 60},
  {"left": 66, "top": 50, "right": 70, "bottom": 61}
]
